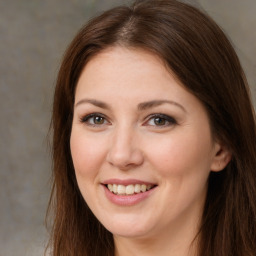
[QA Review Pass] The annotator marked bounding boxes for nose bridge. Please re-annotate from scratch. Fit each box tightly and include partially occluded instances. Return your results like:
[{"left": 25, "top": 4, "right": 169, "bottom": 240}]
[
  {"left": 113, "top": 123, "right": 133, "bottom": 150},
  {"left": 107, "top": 122, "right": 143, "bottom": 169}
]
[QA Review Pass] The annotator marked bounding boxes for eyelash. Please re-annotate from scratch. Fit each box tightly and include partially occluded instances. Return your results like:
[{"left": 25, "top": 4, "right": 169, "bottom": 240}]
[
  {"left": 80, "top": 113, "right": 177, "bottom": 128},
  {"left": 80, "top": 113, "right": 109, "bottom": 127},
  {"left": 145, "top": 114, "right": 177, "bottom": 127}
]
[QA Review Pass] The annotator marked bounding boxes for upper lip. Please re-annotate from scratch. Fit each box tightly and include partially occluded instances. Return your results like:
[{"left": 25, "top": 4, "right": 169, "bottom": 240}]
[{"left": 102, "top": 179, "right": 157, "bottom": 186}]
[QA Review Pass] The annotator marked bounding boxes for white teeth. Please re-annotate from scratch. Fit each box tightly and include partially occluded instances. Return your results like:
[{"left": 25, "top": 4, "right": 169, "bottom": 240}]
[
  {"left": 113, "top": 184, "right": 117, "bottom": 194},
  {"left": 117, "top": 185, "right": 126, "bottom": 195},
  {"left": 107, "top": 184, "right": 154, "bottom": 195},
  {"left": 107, "top": 184, "right": 113, "bottom": 192},
  {"left": 141, "top": 184, "right": 146, "bottom": 192},
  {"left": 134, "top": 184, "right": 141, "bottom": 193},
  {"left": 126, "top": 185, "right": 135, "bottom": 195}
]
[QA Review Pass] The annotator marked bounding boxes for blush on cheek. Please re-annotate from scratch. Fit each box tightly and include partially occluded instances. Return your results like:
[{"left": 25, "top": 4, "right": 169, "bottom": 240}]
[
  {"left": 70, "top": 139, "right": 106, "bottom": 179},
  {"left": 151, "top": 142, "right": 211, "bottom": 178},
  {"left": 148, "top": 139, "right": 188, "bottom": 175}
]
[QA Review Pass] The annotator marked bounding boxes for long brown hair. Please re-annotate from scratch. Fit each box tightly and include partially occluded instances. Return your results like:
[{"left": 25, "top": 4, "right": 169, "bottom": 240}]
[{"left": 47, "top": 0, "right": 256, "bottom": 255}]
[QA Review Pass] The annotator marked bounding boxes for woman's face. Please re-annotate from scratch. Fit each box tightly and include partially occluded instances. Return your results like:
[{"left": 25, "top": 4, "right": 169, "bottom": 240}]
[{"left": 70, "top": 47, "right": 223, "bottom": 239}]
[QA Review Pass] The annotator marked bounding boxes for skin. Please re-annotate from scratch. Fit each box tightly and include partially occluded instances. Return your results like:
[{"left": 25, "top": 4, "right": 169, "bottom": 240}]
[{"left": 70, "top": 47, "right": 231, "bottom": 256}]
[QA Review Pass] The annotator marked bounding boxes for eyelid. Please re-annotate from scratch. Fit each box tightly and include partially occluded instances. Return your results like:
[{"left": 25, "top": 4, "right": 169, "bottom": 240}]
[
  {"left": 80, "top": 112, "right": 110, "bottom": 126},
  {"left": 79, "top": 112, "right": 177, "bottom": 128},
  {"left": 143, "top": 113, "right": 177, "bottom": 127}
]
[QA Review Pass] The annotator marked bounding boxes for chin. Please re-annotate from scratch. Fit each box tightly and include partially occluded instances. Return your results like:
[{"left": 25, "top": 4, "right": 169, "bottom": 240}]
[
  {"left": 100, "top": 215, "right": 156, "bottom": 238},
  {"left": 110, "top": 226, "right": 152, "bottom": 238}
]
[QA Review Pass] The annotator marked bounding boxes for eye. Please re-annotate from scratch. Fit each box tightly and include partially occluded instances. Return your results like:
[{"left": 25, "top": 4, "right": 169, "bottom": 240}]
[
  {"left": 145, "top": 114, "right": 177, "bottom": 127},
  {"left": 80, "top": 113, "right": 109, "bottom": 126}
]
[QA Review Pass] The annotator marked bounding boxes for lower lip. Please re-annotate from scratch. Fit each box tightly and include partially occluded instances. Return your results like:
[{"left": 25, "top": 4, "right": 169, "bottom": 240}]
[{"left": 102, "top": 185, "right": 157, "bottom": 206}]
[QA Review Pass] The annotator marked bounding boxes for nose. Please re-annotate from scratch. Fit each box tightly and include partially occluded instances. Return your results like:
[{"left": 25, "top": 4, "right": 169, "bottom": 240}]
[{"left": 106, "top": 125, "right": 144, "bottom": 170}]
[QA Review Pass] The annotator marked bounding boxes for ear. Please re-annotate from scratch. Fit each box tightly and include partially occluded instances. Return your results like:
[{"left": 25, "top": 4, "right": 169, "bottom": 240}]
[{"left": 210, "top": 142, "right": 232, "bottom": 172}]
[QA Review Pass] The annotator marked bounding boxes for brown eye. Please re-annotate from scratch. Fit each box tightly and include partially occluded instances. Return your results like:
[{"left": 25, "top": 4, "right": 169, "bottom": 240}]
[
  {"left": 81, "top": 113, "right": 108, "bottom": 126},
  {"left": 94, "top": 116, "right": 104, "bottom": 124},
  {"left": 146, "top": 114, "right": 177, "bottom": 127},
  {"left": 154, "top": 117, "right": 166, "bottom": 126}
]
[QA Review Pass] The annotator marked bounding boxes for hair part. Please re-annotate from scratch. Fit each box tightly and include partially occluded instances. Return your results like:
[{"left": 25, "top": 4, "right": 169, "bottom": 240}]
[{"left": 46, "top": 0, "right": 256, "bottom": 255}]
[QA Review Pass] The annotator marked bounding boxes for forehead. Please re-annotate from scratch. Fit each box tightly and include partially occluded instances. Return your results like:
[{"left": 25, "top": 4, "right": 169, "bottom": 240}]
[
  {"left": 77, "top": 46, "right": 199, "bottom": 101},
  {"left": 76, "top": 46, "right": 183, "bottom": 95}
]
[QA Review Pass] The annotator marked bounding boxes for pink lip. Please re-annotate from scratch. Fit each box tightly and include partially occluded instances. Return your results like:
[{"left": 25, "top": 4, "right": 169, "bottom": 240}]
[
  {"left": 102, "top": 179, "right": 156, "bottom": 186},
  {"left": 101, "top": 180, "right": 157, "bottom": 206}
]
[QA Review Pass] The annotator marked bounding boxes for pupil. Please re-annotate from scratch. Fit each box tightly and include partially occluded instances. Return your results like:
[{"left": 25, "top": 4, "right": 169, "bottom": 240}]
[
  {"left": 154, "top": 117, "right": 165, "bottom": 125},
  {"left": 94, "top": 116, "right": 103, "bottom": 124}
]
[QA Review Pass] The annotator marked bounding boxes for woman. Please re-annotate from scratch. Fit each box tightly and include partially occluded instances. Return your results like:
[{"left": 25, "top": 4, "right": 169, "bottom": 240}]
[{"left": 47, "top": 0, "right": 256, "bottom": 255}]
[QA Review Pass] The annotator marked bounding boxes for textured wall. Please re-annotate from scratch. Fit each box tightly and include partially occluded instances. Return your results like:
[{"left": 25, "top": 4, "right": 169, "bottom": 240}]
[{"left": 0, "top": 1, "right": 255, "bottom": 255}]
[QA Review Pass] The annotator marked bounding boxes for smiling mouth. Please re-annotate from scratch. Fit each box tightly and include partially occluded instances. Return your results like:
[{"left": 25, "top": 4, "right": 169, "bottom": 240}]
[{"left": 105, "top": 184, "right": 156, "bottom": 196}]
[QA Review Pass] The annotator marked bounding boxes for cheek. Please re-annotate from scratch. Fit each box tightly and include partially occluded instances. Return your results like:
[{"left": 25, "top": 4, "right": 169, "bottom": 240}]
[
  {"left": 146, "top": 129, "right": 214, "bottom": 177},
  {"left": 70, "top": 130, "right": 107, "bottom": 179},
  {"left": 145, "top": 131, "right": 213, "bottom": 218}
]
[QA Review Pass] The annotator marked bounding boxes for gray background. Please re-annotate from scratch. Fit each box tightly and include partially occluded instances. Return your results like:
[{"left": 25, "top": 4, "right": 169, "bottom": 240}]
[{"left": 0, "top": 1, "right": 255, "bottom": 256}]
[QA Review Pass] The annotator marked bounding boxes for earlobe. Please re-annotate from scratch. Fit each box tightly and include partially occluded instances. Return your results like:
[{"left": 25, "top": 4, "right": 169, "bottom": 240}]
[{"left": 210, "top": 143, "right": 232, "bottom": 172}]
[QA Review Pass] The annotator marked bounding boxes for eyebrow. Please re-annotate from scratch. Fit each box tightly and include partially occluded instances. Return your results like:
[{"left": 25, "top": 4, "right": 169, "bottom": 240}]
[
  {"left": 75, "top": 99, "right": 111, "bottom": 109},
  {"left": 137, "top": 100, "right": 186, "bottom": 112},
  {"left": 75, "top": 98, "right": 186, "bottom": 112}
]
